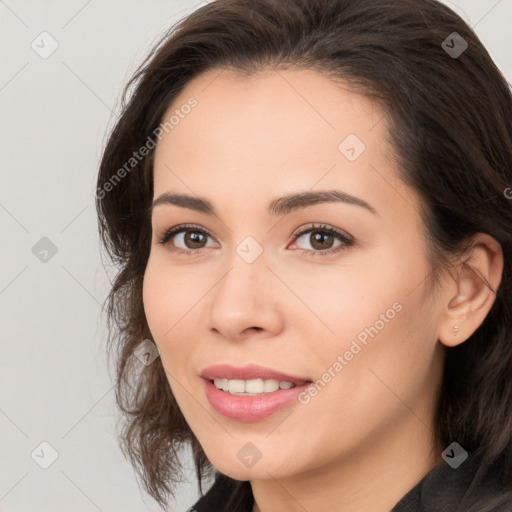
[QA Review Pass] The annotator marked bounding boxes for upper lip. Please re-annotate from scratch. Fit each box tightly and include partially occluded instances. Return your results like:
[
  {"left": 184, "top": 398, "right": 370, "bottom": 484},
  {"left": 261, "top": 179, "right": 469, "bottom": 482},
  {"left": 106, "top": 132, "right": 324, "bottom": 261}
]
[{"left": 200, "top": 364, "right": 312, "bottom": 383}]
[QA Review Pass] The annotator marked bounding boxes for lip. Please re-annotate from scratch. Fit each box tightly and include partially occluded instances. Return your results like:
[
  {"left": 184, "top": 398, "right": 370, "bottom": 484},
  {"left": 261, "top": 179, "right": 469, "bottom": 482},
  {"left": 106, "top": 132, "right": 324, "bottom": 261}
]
[
  {"left": 200, "top": 364, "right": 311, "bottom": 383},
  {"left": 200, "top": 364, "right": 313, "bottom": 422}
]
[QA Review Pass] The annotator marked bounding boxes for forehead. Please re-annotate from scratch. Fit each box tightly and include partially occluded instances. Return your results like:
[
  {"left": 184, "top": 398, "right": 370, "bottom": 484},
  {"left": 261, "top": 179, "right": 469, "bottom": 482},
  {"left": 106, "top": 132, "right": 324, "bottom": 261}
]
[
  {"left": 151, "top": 67, "right": 414, "bottom": 218},
  {"left": 155, "top": 67, "right": 383, "bottom": 159}
]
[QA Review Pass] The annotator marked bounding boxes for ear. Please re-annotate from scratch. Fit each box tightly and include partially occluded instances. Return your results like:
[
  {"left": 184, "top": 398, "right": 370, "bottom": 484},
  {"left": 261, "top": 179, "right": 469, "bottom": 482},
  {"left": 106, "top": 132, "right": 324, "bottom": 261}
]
[{"left": 438, "top": 233, "right": 504, "bottom": 347}]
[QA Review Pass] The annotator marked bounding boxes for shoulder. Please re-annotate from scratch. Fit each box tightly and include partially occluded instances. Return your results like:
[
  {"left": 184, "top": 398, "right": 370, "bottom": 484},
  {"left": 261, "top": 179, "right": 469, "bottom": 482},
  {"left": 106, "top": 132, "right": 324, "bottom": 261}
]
[
  {"left": 189, "top": 455, "right": 512, "bottom": 512},
  {"left": 392, "top": 453, "right": 512, "bottom": 512},
  {"left": 189, "top": 473, "right": 253, "bottom": 512}
]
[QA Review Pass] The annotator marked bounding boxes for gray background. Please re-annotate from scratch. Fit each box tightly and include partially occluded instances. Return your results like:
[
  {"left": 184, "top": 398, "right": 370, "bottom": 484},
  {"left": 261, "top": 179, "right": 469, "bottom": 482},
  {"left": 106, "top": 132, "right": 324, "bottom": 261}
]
[{"left": 1, "top": 1, "right": 511, "bottom": 511}]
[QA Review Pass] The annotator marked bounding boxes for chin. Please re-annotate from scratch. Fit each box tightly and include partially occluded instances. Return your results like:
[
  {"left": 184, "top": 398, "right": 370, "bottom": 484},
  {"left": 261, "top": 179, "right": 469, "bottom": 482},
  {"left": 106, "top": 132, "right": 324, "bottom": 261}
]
[
  {"left": 204, "top": 445, "right": 296, "bottom": 482},
  {"left": 211, "top": 460, "right": 281, "bottom": 481}
]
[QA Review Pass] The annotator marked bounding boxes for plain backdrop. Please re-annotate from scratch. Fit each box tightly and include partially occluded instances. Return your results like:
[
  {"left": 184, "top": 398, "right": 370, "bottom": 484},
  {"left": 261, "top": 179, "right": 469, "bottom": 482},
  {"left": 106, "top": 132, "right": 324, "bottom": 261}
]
[{"left": 1, "top": 1, "right": 511, "bottom": 511}]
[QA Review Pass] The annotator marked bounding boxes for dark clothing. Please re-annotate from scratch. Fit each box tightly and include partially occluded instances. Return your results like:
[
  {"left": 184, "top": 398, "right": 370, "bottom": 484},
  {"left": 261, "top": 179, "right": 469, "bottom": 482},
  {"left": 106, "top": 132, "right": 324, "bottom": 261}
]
[{"left": 189, "top": 454, "right": 512, "bottom": 511}]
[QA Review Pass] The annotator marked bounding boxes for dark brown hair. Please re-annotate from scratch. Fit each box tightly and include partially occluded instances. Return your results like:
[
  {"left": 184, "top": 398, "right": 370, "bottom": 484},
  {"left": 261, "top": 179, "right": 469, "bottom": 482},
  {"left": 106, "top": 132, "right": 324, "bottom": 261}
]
[{"left": 96, "top": 0, "right": 512, "bottom": 509}]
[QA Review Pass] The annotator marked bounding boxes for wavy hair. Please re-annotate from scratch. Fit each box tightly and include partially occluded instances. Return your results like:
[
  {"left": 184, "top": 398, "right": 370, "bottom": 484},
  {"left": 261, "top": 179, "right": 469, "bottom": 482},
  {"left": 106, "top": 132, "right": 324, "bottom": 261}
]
[{"left": 96, "top": 0, "right": 512, "bottom": 508}]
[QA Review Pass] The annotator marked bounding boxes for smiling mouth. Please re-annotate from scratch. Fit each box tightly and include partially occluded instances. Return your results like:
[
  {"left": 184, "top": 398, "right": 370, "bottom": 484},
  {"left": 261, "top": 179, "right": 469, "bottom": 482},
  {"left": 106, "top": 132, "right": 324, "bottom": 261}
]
[
  {"left": 202, "top": 368, "right": 314, "bottom": 421},
  {"left": 211, "top": 377, "right": 309, "bottom": 396}
]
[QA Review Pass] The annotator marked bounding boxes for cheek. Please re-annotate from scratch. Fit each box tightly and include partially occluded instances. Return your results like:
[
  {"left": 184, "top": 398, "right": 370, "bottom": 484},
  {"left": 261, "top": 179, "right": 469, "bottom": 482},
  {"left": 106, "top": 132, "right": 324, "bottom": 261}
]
[
  {"left": 142, "top": 262, "right": 198, "bottom": 413},
  {"left": 290, "top": 248, "right": 436, "bottom": 400},
  {"left": 290, "top": 298, "right": 437, "bottom": 461},
  {"left": 142, "top": 258, "right": 191, "bottom": 356},
  {"left": 143, "top": 260, "right": 168, "bottom": 339},
  {"left": 281, "top": 258, "right": 402, "bottom": 353}
]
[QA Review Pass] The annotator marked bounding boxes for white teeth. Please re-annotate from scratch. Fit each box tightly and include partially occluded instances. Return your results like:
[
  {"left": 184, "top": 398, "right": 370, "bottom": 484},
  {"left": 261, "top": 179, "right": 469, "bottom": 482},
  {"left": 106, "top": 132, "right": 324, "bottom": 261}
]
[
  {"left": 213, "top": 378, "right": 298, "bottom": 395},
  {"left": 245, "top": 379, "right": 266, "bottom": 393},
  {"left": 263, "top": 379, "right": 280, "bottom": 392},
  {"left": 216, "top": 378, "right": 229, "bottom": 391},
  {"left": 228, "top": 379, "right": 245, "bottom": 394}
]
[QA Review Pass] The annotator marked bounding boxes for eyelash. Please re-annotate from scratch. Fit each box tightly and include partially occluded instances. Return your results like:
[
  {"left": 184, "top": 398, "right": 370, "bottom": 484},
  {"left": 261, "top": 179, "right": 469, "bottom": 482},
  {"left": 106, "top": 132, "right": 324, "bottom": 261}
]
[{"left": 157, "top": 223, "right": 354, "bottom": 257}]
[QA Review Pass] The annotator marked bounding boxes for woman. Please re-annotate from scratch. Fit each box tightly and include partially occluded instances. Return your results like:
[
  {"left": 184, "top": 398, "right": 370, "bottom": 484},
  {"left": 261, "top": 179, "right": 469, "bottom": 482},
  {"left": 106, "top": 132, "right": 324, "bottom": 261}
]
[{"left": 96, "top": 0, "right": 512, "bottom": 510}]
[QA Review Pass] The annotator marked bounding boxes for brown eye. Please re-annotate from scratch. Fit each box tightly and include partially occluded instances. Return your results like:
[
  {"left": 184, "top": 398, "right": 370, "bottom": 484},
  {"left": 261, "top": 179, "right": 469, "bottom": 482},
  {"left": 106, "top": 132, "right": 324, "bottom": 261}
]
[
  {"left": 182, "top": 231, "right": 208, "bottom": 249},
  {"left": 308, "top": 231, "right": 335, "bottom": 250},
  {"left": 292, "top": 224, "right": 354, "bottom": 256},
  {"left": 158, "top": 224, "right": 218, "bottom": 255}
]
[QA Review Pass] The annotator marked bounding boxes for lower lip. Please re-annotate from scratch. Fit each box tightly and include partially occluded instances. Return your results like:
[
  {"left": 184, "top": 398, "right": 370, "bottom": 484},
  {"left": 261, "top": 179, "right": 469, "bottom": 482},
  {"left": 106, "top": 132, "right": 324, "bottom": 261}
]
[{"left": 203, "top": 379, "right": 311, "bottom": 422}]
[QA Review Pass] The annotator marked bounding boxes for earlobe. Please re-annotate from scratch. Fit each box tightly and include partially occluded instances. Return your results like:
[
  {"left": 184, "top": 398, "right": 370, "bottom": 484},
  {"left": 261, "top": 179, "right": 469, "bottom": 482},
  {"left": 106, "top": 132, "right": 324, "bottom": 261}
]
[
  {"left": 438, "top": 233, "right": 503, "bottom": 348},
  {"left": 439, "top": 295, "right": 471, "bottom": 347}
]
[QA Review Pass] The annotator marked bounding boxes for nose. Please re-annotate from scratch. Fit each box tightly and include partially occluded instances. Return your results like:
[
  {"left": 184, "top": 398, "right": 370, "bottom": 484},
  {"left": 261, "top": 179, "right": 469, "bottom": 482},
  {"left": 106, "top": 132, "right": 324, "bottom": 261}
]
[{"left": 205, "top": 248, "right": 283, "bottom": 341}]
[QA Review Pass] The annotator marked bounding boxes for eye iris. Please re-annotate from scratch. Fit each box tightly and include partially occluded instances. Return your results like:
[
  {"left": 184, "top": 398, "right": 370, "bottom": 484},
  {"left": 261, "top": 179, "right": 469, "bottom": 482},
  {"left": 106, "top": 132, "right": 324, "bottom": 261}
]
[
  {"left": 185, "top": 231, "right": 206, "bottom": 248},
  {"left": 311, "top": 231, "right": 334, "bottom": 250}
]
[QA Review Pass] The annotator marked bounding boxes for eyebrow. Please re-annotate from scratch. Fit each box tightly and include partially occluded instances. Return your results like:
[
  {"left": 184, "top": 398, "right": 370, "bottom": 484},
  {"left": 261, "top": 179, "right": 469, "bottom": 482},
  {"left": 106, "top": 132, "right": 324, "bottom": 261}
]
[{"left": 150, "top": 189, "right": 378, "bottom": 217}]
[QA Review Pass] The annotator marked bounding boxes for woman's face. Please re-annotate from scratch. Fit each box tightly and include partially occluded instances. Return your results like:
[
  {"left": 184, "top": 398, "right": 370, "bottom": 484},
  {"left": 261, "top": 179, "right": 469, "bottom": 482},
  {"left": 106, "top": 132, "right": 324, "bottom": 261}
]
[{"left": 143, "top": 68, "right": 446, "bottom": 481}]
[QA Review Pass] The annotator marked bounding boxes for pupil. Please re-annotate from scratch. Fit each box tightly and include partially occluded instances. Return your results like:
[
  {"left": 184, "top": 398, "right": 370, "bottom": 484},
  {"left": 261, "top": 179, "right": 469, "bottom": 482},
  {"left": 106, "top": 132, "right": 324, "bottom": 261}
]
[
  {"left": 312, "top": 232, "right": 333, "bottom": 249},
  {"left": 186, "top": 232, "right": 205, "bottom": 248}
]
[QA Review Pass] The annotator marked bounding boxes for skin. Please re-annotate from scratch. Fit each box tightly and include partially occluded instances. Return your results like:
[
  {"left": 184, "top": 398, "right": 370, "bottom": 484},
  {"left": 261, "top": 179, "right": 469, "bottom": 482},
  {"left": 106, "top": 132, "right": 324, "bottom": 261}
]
[{"left": 142, "top": 67, "right": 503, "bottom": 512}]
